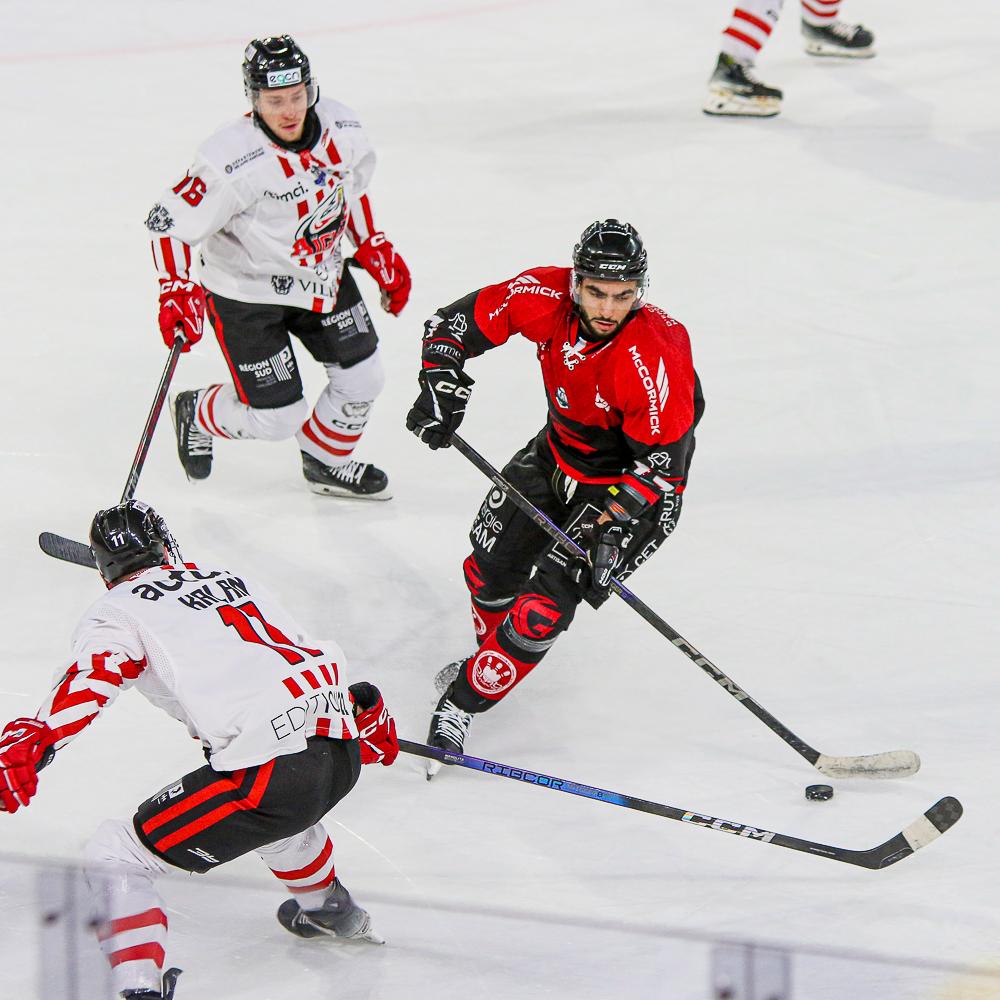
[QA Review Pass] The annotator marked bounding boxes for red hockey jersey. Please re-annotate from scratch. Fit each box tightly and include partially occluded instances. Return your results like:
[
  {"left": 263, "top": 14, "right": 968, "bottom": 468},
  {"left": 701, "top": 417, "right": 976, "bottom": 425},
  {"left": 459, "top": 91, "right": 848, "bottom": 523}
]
[{"left": 422, "top": 266, "right": 703, "bottom": 487}]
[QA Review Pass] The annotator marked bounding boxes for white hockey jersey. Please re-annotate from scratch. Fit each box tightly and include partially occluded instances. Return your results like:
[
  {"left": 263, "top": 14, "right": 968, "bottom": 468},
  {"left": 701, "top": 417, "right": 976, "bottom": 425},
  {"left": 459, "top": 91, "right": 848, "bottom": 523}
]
[
  {"left": 36, "top": 564, "right": 359, "bottom": 772},
  {"left": 146, "top": 98, "right": 380, "bottom": 312}
]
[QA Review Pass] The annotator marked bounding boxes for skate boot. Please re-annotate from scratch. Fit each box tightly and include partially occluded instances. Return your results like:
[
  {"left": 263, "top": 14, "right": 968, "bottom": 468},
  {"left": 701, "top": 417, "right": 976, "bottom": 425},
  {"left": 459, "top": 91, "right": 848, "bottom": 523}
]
[
  {"left": 171, "top": 390, "right": 213, "bottom": 481},
  {"left": 802, "top": 20, "right": 875, "bottom": 57},
  {"left": 301, "top": 452, "right": 391, "bottom": 500},
  {"left": 425, "top": 687, "right": 474, "bottom": 780},
  {"left": 434, "top": 658, "right": 470, "bottom": 696},
  {"left": 703, "top": 53, "right": 782, "bottom": 118},
  {"left": 276, "top": 878, "right": 383, "bottom": 944},
  {"left": 121, "top": 967, "right": 182, "bottom": 1000}
]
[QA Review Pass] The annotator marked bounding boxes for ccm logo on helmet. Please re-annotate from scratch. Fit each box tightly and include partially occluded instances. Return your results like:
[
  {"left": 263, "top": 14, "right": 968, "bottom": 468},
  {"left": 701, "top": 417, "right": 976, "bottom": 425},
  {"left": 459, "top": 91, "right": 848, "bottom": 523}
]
[{"left": 267, "top": 68, "right": 302, "bottom": 87}]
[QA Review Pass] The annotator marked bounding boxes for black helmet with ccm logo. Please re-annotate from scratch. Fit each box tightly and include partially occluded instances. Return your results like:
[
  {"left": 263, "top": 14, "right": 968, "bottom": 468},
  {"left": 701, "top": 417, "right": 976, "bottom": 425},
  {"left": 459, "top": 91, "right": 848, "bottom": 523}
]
[{"left": 571, "top": 219, "right": 649, "bottom": 308}]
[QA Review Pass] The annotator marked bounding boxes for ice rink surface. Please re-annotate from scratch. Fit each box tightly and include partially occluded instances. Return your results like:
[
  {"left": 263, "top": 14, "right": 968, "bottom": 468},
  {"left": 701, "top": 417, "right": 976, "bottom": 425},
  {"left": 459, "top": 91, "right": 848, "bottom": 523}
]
[{"left": 1, "top": 1, "right": 998, "bottom": 997}]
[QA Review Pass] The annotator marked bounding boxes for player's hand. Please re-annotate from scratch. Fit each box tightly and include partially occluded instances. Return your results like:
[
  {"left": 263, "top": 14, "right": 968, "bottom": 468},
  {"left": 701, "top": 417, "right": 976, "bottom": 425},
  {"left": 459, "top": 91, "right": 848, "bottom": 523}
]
[
  {"left": 353, "top": 234, "right": 411, "bottom": 315},
  {"left": 157, "top": 279, "right": 205, "bottom": 352},
  {"left": 349, "top": 682, "right": 398, "bottom": 766},
  {"left": 405, "top": 367, "right": 474, "bottom": 450},
  {"left": 567, "top": 517, "right": 630, "bottom": 607},
  {"left": 0, "top": 718, "right": 54, "bottom": 813}
]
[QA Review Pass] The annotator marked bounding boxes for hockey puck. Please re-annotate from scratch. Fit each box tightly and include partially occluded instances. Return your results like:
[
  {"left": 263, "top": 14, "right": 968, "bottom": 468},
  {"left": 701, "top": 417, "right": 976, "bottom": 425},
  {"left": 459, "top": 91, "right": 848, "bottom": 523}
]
[{"left": 805, "top": 784, "right": 834, "bottom": 801}]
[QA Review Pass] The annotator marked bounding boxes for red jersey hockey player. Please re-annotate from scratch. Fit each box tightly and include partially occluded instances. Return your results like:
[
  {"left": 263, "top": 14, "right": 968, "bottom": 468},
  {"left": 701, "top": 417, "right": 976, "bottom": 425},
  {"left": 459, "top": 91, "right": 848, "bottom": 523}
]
[
  {"left": 147, "top": 36, "right": 411, "bottom": 499},
  {"left": 0, "top": 502, "right": 398, "bottom": 998},
  {"left": 406, "top": 220, "right": 705, "bottom": 776}
]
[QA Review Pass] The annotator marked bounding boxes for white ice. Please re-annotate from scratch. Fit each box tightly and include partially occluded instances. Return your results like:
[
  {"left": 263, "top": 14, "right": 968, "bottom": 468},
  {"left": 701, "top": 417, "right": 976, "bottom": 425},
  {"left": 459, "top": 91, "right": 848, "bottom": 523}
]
[{"left": 1, "top": 1, "right": 998, "bottom": 997}]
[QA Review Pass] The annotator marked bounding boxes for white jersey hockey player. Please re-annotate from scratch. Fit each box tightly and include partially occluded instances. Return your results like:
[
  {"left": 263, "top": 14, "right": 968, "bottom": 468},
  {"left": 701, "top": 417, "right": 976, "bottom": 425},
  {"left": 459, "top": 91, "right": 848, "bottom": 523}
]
[
  {"left": 0, "top": 502, "right": 399, "bottom": 999},
  {"left": 704, "top": 0, "right": 876, "bottom": 117},
  {"left": 148, "top": 35, "right": 411, "bottom": 499}
]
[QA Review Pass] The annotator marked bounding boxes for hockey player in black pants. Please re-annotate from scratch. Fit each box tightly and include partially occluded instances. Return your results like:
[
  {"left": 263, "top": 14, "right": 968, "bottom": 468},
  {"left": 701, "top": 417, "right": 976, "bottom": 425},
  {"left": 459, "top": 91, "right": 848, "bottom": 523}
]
[
  {"left": 0, "top": 501, "right": 398, "bottom": 997},
  {"left": 405, "top": 221, "right": 705, "bottom": 775}
]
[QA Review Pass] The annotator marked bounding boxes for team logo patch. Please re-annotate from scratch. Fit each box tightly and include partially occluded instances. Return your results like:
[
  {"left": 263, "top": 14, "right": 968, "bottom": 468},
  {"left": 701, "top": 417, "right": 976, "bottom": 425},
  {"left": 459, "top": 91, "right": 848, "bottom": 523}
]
[
  {"left": 555, "top": 387, "right": 569, "bottom": 409},
  {"left": 271, "top": 275, "right": 294, "bottom": 295},
  {"left": 292, "top": 185, "right": 348, "bottom": 259},
  {"left": 471, "top": 651, "right": 518, "bottom": 696},
  {"left": 561, "top": 339, "right": 587, "bottom": 371},
  {"left": 145, "top": 203, "right": 174, "bottom": 233}
]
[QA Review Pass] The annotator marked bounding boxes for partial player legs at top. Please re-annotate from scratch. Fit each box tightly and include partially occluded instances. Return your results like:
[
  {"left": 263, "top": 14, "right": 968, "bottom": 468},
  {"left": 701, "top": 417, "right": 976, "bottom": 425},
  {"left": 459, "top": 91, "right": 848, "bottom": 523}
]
[{"left": 704, "top": 0, "right": 875, "bottom": 117}]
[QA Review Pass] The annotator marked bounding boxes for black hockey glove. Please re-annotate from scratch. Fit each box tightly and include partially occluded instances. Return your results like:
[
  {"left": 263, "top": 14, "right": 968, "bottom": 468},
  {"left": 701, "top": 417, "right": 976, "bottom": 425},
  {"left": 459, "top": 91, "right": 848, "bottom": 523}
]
[
  {"left": 405, "top": 367, "right": 475, "bottom": 450},
  {"left": 567, "top": 517, "right": 630, "bottom": 608}
]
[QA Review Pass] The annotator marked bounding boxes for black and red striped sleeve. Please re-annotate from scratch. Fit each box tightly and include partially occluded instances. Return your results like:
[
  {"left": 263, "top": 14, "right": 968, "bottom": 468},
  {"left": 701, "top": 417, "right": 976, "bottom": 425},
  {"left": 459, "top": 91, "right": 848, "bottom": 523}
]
[{"left": 420, "top": 268, "right": 569, "bottom": 369}]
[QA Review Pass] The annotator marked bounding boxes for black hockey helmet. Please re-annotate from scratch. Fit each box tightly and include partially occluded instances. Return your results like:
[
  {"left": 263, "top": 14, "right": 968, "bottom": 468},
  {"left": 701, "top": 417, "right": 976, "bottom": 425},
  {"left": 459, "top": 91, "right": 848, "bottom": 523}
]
[
  {"left": 242, "top": 35, "right": 318, "bottom": 108},
  {"left": 571, "top": 219, "right": 648, "bottom": 309},
  {"left": 89, "top": 501, "right": 178, "bottom": 586}
]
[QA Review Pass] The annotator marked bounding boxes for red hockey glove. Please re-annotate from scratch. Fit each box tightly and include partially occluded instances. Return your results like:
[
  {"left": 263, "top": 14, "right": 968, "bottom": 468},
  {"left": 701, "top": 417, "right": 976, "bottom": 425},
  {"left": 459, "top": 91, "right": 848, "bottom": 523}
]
[
  {"left": 353, "top": 234, "right": 411, "bottom": 315},
  {"left": 349, "top": 682, "right": 398, "bottom": 766},
  {"left": 157, "top": 278, "right": 206, "bottom": 352},
  {"left": 0, "top": 718, "right": 54, "bottom": 813}
]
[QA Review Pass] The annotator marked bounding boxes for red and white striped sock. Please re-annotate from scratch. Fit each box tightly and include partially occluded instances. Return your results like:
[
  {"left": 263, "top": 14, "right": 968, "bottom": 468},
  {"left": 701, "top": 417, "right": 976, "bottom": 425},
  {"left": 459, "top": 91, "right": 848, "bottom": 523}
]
[
  {"left": 719, "top": 1, "right": 783, "bottom": 63},
  {"left": 86, "top": 820, "right": 171, "bottom": 996},
  {"left": 193, "top": 384, "right": 236, "bottom": 439},
  {"left": 259, "top": 823, "right": 338, "bottom": 911},
  {"left": 801, "top": 0, "right": 841, "bottom": 27},
  {"left": 97, "top": 906, "right": 169, "bottom": 993},
  {"left": 296, "top": 392, "right": 370, "bottom": 468}
]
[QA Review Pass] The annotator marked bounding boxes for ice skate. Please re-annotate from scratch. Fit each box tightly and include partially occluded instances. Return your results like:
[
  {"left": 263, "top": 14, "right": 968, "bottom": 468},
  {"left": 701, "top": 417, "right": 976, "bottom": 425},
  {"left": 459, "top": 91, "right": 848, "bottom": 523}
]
[
  {"left": 276, "top": 878, "right": 384, "bottom": 944},
  {"left": 802, "top": 20, "right": 875, "bottom": 57},
  {"left": 433, "top": 658, "right": 469, "bottom": 696},
  {"left": 301, "top": 452, "right": 392, "bottom": 500},
  {"left": 121, "top": 967, "right": 182, "bottom": 1000},
  {"left": 171, "top": 390, "right": 213, "bottom": 481},
  {"left": 703, "top": 53, "right": 782, "bottom": 118},
  {"left": 425, "top": 688, "right": 474, "bottom": 780}
]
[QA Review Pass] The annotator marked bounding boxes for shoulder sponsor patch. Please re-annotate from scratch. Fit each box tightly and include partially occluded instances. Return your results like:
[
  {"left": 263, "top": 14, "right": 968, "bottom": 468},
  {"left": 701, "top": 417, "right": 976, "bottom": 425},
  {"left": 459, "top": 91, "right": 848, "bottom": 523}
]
[
  {"left": 487, "top": 273, "right": 563, "bottom": 321},
  {"left": 224, "top": 146, "right": 266, "bottom": 174},
  {"left": 628, "top": 344, "right": 668, "bottom": 435}
]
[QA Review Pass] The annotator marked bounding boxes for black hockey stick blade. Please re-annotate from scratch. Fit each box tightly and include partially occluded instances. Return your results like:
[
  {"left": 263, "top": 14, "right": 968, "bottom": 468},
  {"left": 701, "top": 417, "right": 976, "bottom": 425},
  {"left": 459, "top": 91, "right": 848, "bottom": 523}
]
[
  {"left": 401, "top": 739, "right": 961, "bottom": 870},
  {"left": 38, "top": 532, "right": 96, "bottom": 569}
]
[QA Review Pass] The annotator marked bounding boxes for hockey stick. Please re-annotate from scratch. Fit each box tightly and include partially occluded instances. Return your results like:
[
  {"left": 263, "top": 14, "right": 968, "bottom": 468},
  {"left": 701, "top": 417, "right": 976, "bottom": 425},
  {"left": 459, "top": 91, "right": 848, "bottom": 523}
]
[
  {"left": 38, "top": 336, "right": 186, "bottom": 569},
  {"left": 448, "top": 434, "right": 920, "bottom": 780},
  {"left": 401, "top": 739, "right": 959, "bottom": 869}
]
